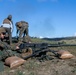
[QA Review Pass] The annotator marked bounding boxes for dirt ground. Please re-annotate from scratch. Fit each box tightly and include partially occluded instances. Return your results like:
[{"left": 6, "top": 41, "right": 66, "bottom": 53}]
[{"left": 0, "top": 46, "right": 76, "bottom": 75}]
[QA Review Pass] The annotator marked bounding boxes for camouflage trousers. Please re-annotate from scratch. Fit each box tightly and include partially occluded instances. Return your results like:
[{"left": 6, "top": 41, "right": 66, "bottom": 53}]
[
  {"left": 4, "top": 27, "right": 12, "bottom": 45},
  {"left": 18, "top": 27, "right": 28, "bottom": 42}
]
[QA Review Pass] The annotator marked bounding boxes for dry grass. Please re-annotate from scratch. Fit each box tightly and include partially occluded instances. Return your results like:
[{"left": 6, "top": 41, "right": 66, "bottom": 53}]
[{"left": 0, "top": 38, "right": 76, "bottom": 75}]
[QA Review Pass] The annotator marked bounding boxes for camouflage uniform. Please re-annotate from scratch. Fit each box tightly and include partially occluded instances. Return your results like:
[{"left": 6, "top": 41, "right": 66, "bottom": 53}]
[
  {"left": 0, "top": 27, "right": 16, "bottom": 61},
  {"left": 1, "top": 15, "right": 13, "bottom": 45},
  {"left": 15, "top": 21, "right": 31, "bottom": 43}
]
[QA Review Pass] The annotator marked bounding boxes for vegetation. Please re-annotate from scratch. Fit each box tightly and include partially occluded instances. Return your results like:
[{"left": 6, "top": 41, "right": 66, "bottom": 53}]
[{"left": 0, "top": 36, "right": 76, "bottom": 75}]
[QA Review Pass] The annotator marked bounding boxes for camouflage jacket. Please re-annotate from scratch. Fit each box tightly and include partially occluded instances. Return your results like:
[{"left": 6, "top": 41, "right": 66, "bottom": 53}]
[
  {"left": 0, "top": 39, "right": 16, "bottom": 50},
  {"left": 16, "top": 21, "right": 28, "bottom": 31}
]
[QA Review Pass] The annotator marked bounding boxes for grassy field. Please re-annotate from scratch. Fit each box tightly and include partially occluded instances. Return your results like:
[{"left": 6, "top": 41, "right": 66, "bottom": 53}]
[{"left": 0, "top": 37, "right": 76, "bottom": 75}]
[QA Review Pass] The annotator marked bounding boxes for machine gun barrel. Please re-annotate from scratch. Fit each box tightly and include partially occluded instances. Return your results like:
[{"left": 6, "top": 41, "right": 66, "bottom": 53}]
[
  {"left": 48, "top": 44, "right": 76, "bottom": 47},
  {"left": 19, "top": 43, "right": 76, "bottom": 50}
]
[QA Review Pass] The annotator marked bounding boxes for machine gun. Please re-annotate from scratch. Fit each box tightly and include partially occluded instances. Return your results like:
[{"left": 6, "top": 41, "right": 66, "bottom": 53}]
[
  {"left": 19, "top": 43, "right": 76, "bottom": 50},
  {"left": 18, "top": 43, "right": 76, "bottom": 60}
]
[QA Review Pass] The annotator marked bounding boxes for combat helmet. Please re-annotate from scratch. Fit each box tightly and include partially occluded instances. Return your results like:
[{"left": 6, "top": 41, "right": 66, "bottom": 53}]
[
  {"left": 0, "top": 27, "right": 6, "bottom": 34},
  {"left": 7, "top": 15, "right": 12, "bottom": 20}
]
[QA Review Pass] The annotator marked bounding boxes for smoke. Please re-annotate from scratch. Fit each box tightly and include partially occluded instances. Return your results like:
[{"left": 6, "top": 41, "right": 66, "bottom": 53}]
[
  {"left": 42, "top": 18, "right": 55, "bottom": 35},
  {"left": 42, "top": 18, "right": 54, "bottom": 31},
  {"left": 33, "top": 17, "right": 55, "bottom": 37}
]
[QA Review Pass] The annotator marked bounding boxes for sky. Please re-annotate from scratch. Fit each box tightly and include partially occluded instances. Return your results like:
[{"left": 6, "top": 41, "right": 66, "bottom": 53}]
[{"left": 0, "top": 0, "right": 76, "bottom": 38}]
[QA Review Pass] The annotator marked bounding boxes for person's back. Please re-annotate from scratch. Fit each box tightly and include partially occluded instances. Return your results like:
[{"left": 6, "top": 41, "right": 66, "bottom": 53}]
[
  {"left": 3, "top": 18, "right": 11, "bottom": 24},
  {"left": 1, "top": 15, "right": 13, "bottom": 45},
  {"left": 16, "top": 21, "right": 31, "bottom": 43},
  {"left": 2, "top": 15, "right": 13, "bottom": 32},
  {"left": 21, "top": 21, "right": 28, "bottom": 29},
  {"left": 16, "top": 21, "right": 28, "bottom": 28}
]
